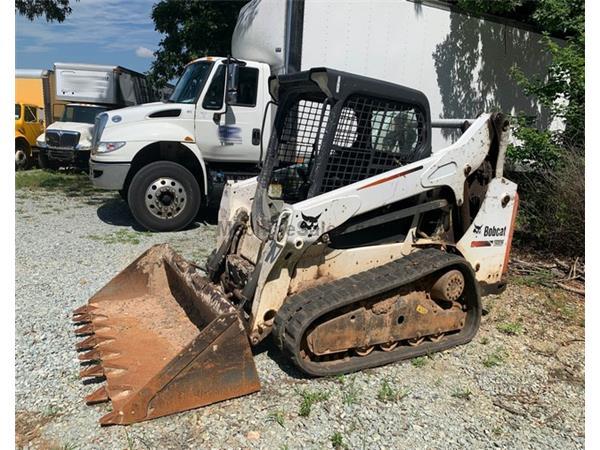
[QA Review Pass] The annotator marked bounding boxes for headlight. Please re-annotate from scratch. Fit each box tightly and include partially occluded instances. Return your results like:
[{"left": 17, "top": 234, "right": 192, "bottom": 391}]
[
  {"left": 96, "top": 141, "right": 126, "bottom": 153},
  {"left": 76, "top": 143, "right": 92, "bottom": 151}
]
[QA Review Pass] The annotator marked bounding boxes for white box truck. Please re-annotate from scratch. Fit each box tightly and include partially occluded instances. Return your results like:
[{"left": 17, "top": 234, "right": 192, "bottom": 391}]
[
  {"left": 89, "top": 0, "right": 557, "bottom": 232},
  {"left": 36, "top": 63, "right": 159, "bottom": 170}
]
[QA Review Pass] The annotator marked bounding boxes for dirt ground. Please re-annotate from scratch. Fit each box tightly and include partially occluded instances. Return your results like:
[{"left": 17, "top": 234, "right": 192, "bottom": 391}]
[{"left": 15, "top": 184, "right": 585, "bottom": 449}]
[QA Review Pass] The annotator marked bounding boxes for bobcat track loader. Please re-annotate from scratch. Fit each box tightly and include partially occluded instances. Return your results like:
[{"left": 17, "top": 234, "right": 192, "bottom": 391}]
[{"left": 72, "top": 68, "right": 518, "bottom": 425}]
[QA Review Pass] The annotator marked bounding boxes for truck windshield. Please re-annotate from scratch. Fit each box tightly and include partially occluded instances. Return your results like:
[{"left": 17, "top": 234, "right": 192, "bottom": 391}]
[
  {"left": 168, "top": 61, "right": 214, "bottom": 104},
  {"left": 61, "top": 105, "right": 108, "bottom": 124},
  {"left": 15, "top": 104, "right": 21, "bottom": 119}
]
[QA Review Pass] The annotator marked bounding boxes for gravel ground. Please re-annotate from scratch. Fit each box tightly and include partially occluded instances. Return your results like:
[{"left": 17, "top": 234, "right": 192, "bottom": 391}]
[{"left": 15, "top": 187, "right": 585, "bottom": 450}]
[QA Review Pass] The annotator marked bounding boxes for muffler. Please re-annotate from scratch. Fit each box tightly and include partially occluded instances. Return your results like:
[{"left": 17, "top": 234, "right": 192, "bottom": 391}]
[{"left": 72, "top": 244, "right": 260, "bottom": 425}]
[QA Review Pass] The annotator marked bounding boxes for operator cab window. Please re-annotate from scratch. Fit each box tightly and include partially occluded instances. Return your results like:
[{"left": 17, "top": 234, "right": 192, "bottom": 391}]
[
  {"left": 15, "top": 104, "right": 21, "bottom": 119},
  {"left": 202, "top": 65, "right": 259, "bottom": 110}
]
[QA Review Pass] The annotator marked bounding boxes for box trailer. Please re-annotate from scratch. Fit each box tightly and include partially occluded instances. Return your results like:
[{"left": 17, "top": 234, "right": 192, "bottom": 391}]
[
  {"left": 88, "top": 0, "right": 558, "bottom": 231},
  {"left": 38, "top": 63, "right": 159, "bottom": 170}
]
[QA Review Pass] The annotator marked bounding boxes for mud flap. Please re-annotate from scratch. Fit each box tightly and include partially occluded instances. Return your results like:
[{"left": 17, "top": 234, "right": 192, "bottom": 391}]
[{"left": 72, "top": 244, "right": 260, "bottom": 425}]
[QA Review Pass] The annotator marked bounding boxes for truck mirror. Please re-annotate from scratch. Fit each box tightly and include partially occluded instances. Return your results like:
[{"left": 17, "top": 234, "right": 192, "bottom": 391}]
[{"left": 226, "top": 63, "right": 240, "bottom": 105}]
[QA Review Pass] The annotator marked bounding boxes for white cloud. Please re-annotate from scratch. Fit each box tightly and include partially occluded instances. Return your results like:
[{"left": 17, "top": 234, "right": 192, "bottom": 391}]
[
  {"left": 135, "top": 46, "right": 154, "bottom": 58},
  {"left": 16, "top": 0, "right": 160, "bottom": 53}
]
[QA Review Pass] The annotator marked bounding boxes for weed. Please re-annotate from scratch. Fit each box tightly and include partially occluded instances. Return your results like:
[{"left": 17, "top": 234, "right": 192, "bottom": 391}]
[
  {"left": 333, "top": 374, "right": 346, "bottom": 385},
  {"left": 377, "top": 379, "right": 409, "bottom": 402},
  {"left": 483, "top": 347, "right": 507, "bottom": 368},
  {"left": 342, "top": 378, "right": 359, "bottom": 406},
  {"left": 411, "top": 356, "right": 427, "bottom": 368},
  {"left": 480, "top": 336, "right": 490, "bottom": 345},
  {"left": 53, "top": 443, "right": 78, "bottom": 450},
  {"left": 297, "top": 388, "right": 329, "bottom": 417},
  {"left": 43, "top": 405, "right": 60, "bottom": 417},
  {"left": 451, "top": 388, "right": 472, "bottom": 400},
  {"left": 496, "top": 322, "right": 523, "bottom": 335},
  {"left": 124, "top": 429, "right": 135, "bottom": 450},
  {"left": 267, "top": 410, "right": 285, "bottom": 427},
  {"left": 330, "top": 432, "right": 347, "bottom": 449}
]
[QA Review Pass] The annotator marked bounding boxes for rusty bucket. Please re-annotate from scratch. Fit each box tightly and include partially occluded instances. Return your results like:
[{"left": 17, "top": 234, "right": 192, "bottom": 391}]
[{"left": 72, "top": 244, "right": 260, "bottom": 425}]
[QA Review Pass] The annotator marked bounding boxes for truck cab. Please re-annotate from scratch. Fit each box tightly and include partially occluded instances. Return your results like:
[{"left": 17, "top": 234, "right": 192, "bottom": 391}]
[
  {"left": 15, "top": 102, "right": 44, "bottom": 169},
  {"left": 90, "top": 57, "right": 272, "bottom": 231},
  {"left": 37, "top": 103, "right": 109, "bottom": 170}
]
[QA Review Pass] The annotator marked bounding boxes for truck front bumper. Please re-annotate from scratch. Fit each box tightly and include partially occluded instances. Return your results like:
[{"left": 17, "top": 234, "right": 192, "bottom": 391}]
[
  {"left": 89, "top": 158, "right": 131, "bottom": 190},
  {"left": 43, "top": 146, "right": 90, "bottom": 168}
]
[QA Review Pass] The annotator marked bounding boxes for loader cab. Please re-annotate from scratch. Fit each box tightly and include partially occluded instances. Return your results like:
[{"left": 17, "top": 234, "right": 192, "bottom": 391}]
[
  {"left": 178, "top": 57, "right": 271, "bottom": 164},
  {"left": 251, "top": 67, "right": 432, "bottom": 240}
]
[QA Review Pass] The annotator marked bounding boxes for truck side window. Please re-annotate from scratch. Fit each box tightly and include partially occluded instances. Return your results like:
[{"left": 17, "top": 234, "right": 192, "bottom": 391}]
[
  {"left": 24, "top": 105, "right": 37, "bottom": 122},
  {"left": 15, "top": 104, "right": 21, "bottom": 119},
  {"left": 233, "top": 68, "right": 259, "bottom": 107},
  {"left": 202, "top": 65, "right": 226, "bottom": 110},
  {"left": 202, "top": 65, "right": 259, "bottom": 110}
]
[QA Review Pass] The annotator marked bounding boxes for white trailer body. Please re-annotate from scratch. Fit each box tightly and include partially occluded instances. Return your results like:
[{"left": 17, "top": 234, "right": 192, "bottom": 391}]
[{"left": 232, "top": 0, "right": 559, "bottom": 149}]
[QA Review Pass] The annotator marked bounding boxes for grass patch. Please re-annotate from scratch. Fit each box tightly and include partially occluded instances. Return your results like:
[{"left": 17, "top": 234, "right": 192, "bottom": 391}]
[
  {"left": 451, "top": 387, "right": 473, "bottom": 400},
  {"left": 411, "top": 356, "right": 427, "bottom": 368},
  {"left": 510, "top": 269, "right": 554, "bottom": 288},
  {"left": 330, "top": 431, "right": 347, "bottom": 449},
  {"left": 496, "top": 322, "right": 523, "bottom": 335},
  {"left": 480, "top": 336, "right": 490, "bottom": 345},
  {"left": 15, "top": 169, "right": 100, "bottom": 196},
  {"left": 267, "top": 410, "right": 285, "bottom": 427},
  {"left": 87, "top": 230, "right": 150, "bottom": 245},
  {"left": 297, "top": 388, "right": 329, "bottom": 417},
  {"left": 483, "top": 347, "right": 507, "bottom": 368},
  {"left": 377, "top": 379, "right": 409, "bottom": 403}
]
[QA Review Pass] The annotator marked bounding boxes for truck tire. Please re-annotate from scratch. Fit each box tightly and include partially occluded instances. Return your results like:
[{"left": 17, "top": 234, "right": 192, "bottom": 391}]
[
  {"left": 127, "top": 161, "right": 201, "bottom": 232},
  {"left": 15, "top": 141, "right": 31, "bottom": 170},
  {"left": 38, "top": 149, "right": 60, "bottom": 170}
]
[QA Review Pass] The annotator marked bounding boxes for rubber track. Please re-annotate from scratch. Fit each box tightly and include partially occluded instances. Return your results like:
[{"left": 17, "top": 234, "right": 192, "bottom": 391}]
[{"left": 273, "top": 247, "right": 481, "bottom": 377}]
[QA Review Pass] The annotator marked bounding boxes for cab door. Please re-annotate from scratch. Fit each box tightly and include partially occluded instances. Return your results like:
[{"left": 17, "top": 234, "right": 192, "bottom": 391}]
[
  {"left": 194, "top": 61, "right": 269, "bottom": 164},
  {"left": 22, "top": 104, "right": 44, "bottom": 146}
]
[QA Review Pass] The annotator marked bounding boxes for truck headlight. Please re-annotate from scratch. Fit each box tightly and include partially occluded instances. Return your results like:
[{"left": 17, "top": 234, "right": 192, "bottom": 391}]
[
  {"left": 76, "top": 143, "right": 93, "bottom": 151},
  {"left": 96, "top": 141, "right": 126, "bottom": 153}
]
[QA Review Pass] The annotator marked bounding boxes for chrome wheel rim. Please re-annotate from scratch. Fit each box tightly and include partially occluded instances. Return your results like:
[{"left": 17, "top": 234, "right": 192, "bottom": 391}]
[{"left": 144, "top": 177, "right": 187, "bottom": 220}]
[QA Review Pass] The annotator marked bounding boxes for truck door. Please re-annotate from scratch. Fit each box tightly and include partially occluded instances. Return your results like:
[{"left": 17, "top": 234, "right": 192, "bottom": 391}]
[
  {"left": 194, "top": 62, "right": 268, "bottom": 164},
  {"left": 22, "top": 105, "right": 43, "bottom": 144}
]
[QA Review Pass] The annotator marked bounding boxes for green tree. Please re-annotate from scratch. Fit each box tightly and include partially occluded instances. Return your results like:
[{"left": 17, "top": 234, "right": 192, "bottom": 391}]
[
  {"left": 149, "top": 0, "right": 249, "bottom": 87},
  {"left": 16, "top": 0, "right": 77, "bottom": 22}
]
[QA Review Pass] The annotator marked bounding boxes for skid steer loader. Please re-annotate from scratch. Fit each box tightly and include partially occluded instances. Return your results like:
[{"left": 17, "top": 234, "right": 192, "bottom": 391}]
[{"left": 73, "top": 68, "right": 518, "bottom": 425}]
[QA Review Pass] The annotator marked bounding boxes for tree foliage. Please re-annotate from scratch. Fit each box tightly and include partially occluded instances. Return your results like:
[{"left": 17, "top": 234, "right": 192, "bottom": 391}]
[
  {"left": 453, "top": 0, "right": 585, "bottom": 255},
  {"left": 148, "top": 0, "right": 249, "bottom": 87},
  {"left": 16, "top": 0, "right": 76, "bottom": 22}
]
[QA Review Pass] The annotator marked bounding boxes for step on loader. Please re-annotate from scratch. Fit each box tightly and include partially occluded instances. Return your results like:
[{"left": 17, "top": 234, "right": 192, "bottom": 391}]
[{"left": 72, "top": 68, "right": 518, "bottom": 424}]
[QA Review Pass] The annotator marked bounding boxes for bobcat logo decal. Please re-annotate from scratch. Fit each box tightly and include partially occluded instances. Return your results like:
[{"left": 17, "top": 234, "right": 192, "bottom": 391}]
[
  {"left": 473, "top": 224, "right": 483, "bottom": 235},
  {"left": 300, "top": 213, "right": 321, "bottom": 233}
]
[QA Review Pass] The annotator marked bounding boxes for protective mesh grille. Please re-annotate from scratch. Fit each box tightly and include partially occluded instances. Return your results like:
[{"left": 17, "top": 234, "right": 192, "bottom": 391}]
[
  {"left": 319, "top": 95, "right": 425, "bottom": 194},
  {"left": 271, "top": 98, "right": 330, "bottom": 203}
]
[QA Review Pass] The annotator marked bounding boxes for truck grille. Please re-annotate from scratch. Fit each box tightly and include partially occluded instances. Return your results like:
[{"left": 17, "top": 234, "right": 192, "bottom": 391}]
[
  {"left": 46, "top": 130, "right": 81, "bottom": 149},
  {"left": 92, "top": 113, "right": 108, "bottom": 149},
  {"left": 48, "top": 148, "right": 75, "bottom": 161}
]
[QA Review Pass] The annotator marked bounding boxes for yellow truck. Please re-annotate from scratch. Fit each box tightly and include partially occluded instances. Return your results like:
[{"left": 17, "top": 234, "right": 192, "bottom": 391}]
[{"left": 15, "top": 70, "right": 47, "bottom": 170}]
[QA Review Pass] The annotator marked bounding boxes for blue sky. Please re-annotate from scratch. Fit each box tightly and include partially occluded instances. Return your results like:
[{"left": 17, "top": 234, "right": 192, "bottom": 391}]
[{"left": 16, "top": 0, "right": 162, "bottom": 74}]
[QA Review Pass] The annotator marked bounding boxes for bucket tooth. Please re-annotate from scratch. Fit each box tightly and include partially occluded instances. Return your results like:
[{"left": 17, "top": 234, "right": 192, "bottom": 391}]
[
  {"left": 85, "top": 386, "right": 110, "bottom": 405},
  {"left": 80, "top": 364, "right": 104, "bottom": 378},
  {"left": 76, "top": 336, "right": 97, "bottom": 351},
  {"left": 73, "top": 305, "right": 92, "bottom": 316},
  {"left": 99, "top": 410, "right": 120, "bottom": 426},
  {"left": 79, "top": 349, "right": 101, "bottom": 362},
  {"left": 72, "top": 313, "right": 91, "bottom": 324},
  {"left": 74, "top": 324, "right": 94, "bottom": 336}
]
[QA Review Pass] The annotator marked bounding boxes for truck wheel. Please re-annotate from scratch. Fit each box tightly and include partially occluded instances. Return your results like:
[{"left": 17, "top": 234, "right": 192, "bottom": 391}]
[
  {"left": 15, "top": 142, "right": 31, "bottom": 170},
  {"left": 127, "top": 161, "right": 201, "bottom": 232},
  {"left": 38, "top": 150, "right": 59, "bottom": 170}
]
